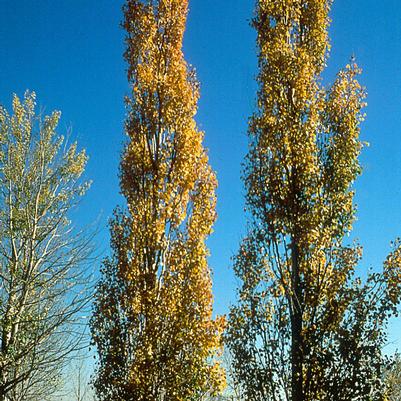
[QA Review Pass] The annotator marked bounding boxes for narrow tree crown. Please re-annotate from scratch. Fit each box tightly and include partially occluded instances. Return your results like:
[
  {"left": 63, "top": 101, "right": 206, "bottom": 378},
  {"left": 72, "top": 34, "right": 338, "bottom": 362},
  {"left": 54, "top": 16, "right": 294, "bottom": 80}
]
[
  {"left": 226, "top": 1, "right": 401, "bottom": 400},
  {"left": 91, "top": 1, "right": 225, "bottom": 400}
]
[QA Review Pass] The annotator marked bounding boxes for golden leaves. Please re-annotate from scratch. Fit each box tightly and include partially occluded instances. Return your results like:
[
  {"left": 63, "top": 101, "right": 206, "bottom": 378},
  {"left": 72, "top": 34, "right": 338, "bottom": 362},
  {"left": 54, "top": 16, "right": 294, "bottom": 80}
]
[
  {"left": 227, "top": 1, "right": 376, "bottom": 399},
  {"left": 384, "top": 239, "right": 401, "bottom": 305},
  {"left": 92, "top": 1, "right": 225, "bottom": 400}
]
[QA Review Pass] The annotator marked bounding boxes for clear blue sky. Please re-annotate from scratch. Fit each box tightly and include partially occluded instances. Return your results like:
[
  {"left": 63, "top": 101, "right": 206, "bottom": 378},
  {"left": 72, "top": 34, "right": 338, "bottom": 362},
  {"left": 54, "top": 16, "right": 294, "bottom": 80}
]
[{"left": 1, "top": 0, "right": 401, "bottom": 350}]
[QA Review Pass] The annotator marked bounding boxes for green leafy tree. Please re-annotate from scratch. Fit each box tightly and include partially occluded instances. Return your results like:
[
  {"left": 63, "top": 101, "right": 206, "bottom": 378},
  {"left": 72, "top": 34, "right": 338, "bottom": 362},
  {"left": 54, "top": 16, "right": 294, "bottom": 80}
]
[
  {"left": 0, "top": 92, "right": 92, "bottom": 401},
  {"left": 225, "top": 1, "right": 401, "bottom": 400}
]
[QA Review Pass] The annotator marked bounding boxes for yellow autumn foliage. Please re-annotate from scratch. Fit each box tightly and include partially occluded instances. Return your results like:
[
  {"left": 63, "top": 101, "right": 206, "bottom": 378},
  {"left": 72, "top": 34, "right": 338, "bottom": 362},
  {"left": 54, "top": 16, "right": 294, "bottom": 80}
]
[{"left": 91, "top": 1, "right": 225, "bottom": 400}]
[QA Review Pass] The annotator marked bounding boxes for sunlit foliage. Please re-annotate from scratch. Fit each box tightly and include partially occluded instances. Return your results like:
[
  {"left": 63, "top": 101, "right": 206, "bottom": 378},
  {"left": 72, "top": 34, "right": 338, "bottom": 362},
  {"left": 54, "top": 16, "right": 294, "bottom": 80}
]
[
  {"left": 225, "top": 1, "right": 401, "bottom": 400},
  {"left": 90, "top": 1, "right": 225, "bottom": 400}
]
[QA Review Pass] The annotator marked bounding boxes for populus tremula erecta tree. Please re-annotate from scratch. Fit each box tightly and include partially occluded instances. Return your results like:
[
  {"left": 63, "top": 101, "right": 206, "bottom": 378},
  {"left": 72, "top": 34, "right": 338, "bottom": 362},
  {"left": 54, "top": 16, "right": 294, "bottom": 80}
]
[
  {"left": 225, "top": 1, "right": 401, "bottom": 401},
  {"left": 90, "top": 1, "right": 225, "bottom": 400},
  {"left": 0, "top": 92, "right": 92, "bottom": 401}
]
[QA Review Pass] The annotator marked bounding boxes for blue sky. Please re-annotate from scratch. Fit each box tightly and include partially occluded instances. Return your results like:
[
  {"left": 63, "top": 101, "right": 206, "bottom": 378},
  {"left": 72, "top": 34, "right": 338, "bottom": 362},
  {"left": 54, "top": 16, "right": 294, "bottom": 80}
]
[{"left": 1, "top": 0, "right": 401, "bottom": 351}]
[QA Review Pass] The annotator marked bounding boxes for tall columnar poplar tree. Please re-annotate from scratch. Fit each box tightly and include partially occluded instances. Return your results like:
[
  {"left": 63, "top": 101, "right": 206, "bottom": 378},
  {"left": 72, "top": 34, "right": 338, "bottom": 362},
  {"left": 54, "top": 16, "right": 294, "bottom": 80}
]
[
  {"left": 90, "top": 1, "right": 225, "bottom": 400},
  {"left": 226, "top": 1, "right": 401, "bottom": 401}
]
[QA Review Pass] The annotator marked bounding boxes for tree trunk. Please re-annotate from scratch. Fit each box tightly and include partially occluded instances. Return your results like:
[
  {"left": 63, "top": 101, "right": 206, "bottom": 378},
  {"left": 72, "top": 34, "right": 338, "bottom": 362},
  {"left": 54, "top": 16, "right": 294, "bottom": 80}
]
[{"left": 291, "top": 240, "right": 303, "bottom": 401}]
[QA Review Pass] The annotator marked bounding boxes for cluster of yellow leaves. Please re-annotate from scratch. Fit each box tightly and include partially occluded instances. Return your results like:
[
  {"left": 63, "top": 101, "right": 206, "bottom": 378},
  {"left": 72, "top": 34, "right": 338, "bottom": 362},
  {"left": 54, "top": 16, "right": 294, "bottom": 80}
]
[{"left": 384, "top": 240, "right": 401, "bottom": 305}]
